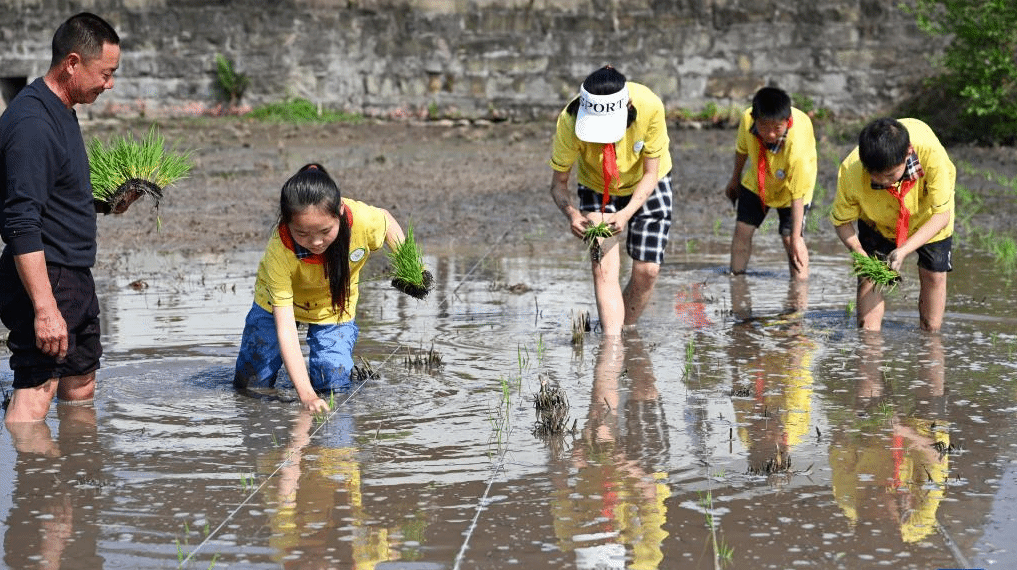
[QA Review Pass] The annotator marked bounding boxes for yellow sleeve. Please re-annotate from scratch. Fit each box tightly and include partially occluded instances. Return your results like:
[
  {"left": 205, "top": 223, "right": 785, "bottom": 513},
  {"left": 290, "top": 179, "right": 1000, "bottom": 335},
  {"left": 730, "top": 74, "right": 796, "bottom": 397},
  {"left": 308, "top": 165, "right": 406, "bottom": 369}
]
[
  {"left": 830, "top": 152, "right": 862, "bottom": 227},
  {"left": 640, "top": 93, "right": 669, "bottom": 159},
  {"left": 549, "top": 105, "right": 579, "bottom": 173},
  {"left": 785, "top": 110, "right": 818, "bottom": 202}
]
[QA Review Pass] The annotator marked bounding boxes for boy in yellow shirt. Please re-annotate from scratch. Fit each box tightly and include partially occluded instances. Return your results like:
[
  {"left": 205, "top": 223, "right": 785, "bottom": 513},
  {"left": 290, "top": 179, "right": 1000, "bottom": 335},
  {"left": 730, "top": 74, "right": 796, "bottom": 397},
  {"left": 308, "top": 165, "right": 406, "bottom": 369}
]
[
  {"left": 725, "top": 87, "right": 817, "bottom": 279},
  {"left": 830, "top": 118, "right": 955, "bottom": 332}
]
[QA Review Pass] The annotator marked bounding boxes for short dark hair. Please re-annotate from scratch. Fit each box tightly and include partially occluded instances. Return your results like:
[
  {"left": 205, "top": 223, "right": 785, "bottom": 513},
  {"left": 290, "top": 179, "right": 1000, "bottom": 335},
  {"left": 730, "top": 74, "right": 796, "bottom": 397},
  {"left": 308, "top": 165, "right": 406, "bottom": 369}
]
[
  {"left": 858, "top": 118, "right": 910, "bottom": 173},
  {"left": 51, "top": 12, "right": 119, "bottom": 69},
  {"left": 566, "top": 65, "right": 637, "bottom": 127},
  {"left": 751, "top": 87, "right": 792, "bottom": 121}
]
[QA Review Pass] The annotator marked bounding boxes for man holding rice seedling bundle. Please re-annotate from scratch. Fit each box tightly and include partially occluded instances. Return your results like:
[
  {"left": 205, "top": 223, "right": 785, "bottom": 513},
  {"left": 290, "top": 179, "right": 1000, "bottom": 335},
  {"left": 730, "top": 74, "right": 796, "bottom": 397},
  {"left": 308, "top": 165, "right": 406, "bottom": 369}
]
[
  {"left": 830, "top": 118, "right": 956, "bottom": 332},
  {"left": 549, "top": 66, "right": 673, "bottom": 337},
  {"left": 0, "top": 13, "right": 139, "bottom": 425}
]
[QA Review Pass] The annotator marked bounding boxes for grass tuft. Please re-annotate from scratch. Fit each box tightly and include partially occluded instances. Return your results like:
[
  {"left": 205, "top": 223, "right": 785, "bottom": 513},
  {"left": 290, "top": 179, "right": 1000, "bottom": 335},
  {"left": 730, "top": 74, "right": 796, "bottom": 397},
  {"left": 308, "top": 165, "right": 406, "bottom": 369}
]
[{"left": 850, "top": 252, "right": 901, "bottom": 291}]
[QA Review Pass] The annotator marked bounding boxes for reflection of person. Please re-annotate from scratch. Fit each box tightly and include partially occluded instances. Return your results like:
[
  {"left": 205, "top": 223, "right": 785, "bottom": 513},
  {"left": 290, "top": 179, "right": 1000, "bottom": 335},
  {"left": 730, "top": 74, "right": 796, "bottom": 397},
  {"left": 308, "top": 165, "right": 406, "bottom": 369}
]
[
  {"left": 1, "top": 13, "right": 134, "bottom": 425},
  {"left": 725, "top": 87, "right": 817, "bottom": 279},
  {"left": 551, "top": 334, "right": 671, "bottom": 569},
  {"left": 830, "top": 331, "right": 949, "bottom": 543},
  {"left": 234, "top": 164, "right": 412, "bottom": 413},
  {"left": 264, "top": 410, "right": 396, "bottom": 569},
  {"left": 549, "top": 66, "right": 673, "bottom": 337},
  {"left": 4, "top": 404, "right": 104, "bottom": 568},
  {"left": 831, "top": 118, "right": 956, "bottom": 332}
]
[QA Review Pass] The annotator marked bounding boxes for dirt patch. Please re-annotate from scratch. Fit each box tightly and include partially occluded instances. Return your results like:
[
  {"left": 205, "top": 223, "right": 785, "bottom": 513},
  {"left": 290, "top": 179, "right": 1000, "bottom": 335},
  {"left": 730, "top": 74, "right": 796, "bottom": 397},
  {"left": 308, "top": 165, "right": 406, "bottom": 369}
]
[{"left": 87, "top": 117, "right": 1017, "bottom": 279}]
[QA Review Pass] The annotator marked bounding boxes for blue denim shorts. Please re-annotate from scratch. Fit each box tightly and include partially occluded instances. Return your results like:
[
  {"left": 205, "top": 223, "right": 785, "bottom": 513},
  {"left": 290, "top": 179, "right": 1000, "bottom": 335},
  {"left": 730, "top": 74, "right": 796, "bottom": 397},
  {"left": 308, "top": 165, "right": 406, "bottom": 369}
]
[
  {"left": 578, "top": 172, "right": 673, "bottom": 264},
  {"left": 233, "top": 303, "right": 359, "bottom": 394}
]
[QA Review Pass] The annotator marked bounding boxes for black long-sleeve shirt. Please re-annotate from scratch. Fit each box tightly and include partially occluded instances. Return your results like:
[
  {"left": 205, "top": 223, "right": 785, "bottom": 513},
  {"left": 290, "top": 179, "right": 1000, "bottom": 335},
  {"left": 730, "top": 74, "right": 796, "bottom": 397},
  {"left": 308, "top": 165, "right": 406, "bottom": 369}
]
[{"left": 0, "top": 77, "right": 97, "bottom": 268}]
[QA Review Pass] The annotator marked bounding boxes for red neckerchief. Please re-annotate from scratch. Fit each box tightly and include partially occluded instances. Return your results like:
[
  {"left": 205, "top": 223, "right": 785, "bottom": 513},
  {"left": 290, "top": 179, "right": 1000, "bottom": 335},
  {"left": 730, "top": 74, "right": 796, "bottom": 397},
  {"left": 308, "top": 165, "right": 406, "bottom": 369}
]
[
  {"left": 277, "top": 205, "right": 352, "bottom": 265},
  {"left": 601, "top": 143, "right": 618, "bottom": 213},
  {"left": 754, "top": 115, "right": 793, "bottom": 211},
  {"left": 887, "top": 179, "right": 917, "bottom": 248}
]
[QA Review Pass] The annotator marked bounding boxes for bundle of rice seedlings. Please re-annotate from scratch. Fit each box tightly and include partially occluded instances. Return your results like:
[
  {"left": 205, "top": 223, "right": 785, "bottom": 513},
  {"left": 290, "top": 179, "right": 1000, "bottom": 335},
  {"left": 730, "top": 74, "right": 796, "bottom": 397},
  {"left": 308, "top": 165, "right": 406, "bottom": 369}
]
[
  {"left": 583, "top": 221, "right": 614, "bottom": 262},
  {"left": 850, "top": 251, "right": 901, "bottom": 291},
  {"left": 388, "top": 224, "right": 433, "bottom": 299},
  {"left": 88, "top": 125, "right": 193, "bottom": 215}
]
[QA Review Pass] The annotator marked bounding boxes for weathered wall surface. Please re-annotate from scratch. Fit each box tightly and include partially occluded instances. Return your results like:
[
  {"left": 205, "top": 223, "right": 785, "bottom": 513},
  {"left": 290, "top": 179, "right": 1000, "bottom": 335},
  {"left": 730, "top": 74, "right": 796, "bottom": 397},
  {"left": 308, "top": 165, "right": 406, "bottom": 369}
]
[{"left": 0, "top": 0, "right": 937, "bottom": 120}]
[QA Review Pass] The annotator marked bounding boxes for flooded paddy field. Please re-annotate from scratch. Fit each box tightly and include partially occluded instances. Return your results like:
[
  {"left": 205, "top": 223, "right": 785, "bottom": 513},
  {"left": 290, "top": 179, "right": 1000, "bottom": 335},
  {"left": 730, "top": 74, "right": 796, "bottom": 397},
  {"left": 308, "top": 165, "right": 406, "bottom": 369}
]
[{"left": 2, "top": 120, "right": 1016, "bottom": 569}]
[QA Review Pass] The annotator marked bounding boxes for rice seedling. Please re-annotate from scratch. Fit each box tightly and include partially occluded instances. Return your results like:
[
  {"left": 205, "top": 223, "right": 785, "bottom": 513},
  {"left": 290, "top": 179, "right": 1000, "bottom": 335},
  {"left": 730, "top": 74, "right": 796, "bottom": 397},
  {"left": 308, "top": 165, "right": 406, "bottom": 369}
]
[
  {"left": 388, "top": 224, "right": 433, "bottom": 299},
  {"left": 699, "top": 490, "right": 734, "bottom": 568},
  {"left": 850, "top": 252, "right": 900, "bottom": 291},
  {"left": 214, "top": 53, "right": 249, "bottom": 109},
  {"left": 583, "top": 221, "right": 614, "bottom": 262},
  {"left": 88, "top": 125, "right": 193, "bottom": 217},
  {"left": 404, "top": 343, "right": 443, "bottom": 372},
  {"left": 532, "top": 378, "right": 576, "bottom": 437},
  {"left": 571, "top": 309, "right": 590, "bottom": 346}
]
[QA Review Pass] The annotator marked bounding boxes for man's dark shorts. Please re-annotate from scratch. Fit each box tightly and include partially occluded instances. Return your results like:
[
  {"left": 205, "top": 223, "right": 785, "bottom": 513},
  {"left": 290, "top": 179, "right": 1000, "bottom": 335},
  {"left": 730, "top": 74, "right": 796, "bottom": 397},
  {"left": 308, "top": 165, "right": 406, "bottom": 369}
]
[
  {"left": 858, "top": 221, "right": 953, "bottom": 272},
  {"left": 735, "top": 184, "right": 810, "bottom": 237},
  {"left": 0, "top": 258, "right": 102, "bottom": 389}
]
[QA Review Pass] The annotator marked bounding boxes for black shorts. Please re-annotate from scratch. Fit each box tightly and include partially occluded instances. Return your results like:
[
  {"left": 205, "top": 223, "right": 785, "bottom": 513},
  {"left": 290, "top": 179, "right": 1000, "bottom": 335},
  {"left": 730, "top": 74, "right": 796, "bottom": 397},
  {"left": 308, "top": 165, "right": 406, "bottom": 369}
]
[
  {"left": 735, "top": 185, "right": 810, "bottom": 237},
  {"left": 0, "top": 259, "right": 102, "bottom": 389},
  {"left": 857, "top": 221, "right": 953, "bottom": 273}
]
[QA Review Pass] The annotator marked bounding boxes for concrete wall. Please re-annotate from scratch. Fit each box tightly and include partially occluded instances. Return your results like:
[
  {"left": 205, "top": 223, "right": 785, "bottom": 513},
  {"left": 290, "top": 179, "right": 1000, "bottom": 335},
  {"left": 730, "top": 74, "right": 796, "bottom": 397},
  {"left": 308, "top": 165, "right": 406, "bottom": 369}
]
[{"left": 0, "top": 0, "right": 937, "bottom": 120}]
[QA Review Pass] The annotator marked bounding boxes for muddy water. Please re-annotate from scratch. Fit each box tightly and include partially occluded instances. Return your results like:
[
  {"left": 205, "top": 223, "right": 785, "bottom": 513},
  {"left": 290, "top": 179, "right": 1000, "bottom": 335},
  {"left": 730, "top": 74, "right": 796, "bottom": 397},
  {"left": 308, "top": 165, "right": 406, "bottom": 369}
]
[{"left": 1, "top": 232, "right": 1016, "bottom": 570}]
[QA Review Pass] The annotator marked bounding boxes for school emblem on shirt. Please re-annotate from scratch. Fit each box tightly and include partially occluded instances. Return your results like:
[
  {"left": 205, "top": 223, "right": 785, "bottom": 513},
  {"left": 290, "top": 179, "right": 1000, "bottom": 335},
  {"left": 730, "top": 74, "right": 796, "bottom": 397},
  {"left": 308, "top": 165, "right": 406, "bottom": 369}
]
[
  {"left": 350, "top": 247, "right": 366, "bottom": 262},
  {"left": 775, "top": 169, "right": 786, "bottom": 180},
  {"left": 633, "top": 140, "right": 644, "bottom": 154}
]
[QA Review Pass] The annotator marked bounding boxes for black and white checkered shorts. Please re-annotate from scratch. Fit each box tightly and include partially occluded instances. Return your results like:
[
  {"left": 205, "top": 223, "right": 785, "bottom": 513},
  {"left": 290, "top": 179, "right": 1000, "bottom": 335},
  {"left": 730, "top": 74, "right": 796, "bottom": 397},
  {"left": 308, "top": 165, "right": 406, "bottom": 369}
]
[{"left": 578, "top": 173, "right": 673, "bottom": 264}]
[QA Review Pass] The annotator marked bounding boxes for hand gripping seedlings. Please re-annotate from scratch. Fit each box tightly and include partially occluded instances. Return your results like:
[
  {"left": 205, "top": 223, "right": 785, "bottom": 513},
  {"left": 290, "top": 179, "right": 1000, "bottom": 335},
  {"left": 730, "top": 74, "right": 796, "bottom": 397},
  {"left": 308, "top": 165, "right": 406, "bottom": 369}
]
[
  {"left": 88, "top": 125, "right": 193, "bottom": 216},
  {"left": 850, "top": 251, "right": 901, "bottom": 292},
  {"left": 388, "top": 224, "right": 433, "bottom": 299},
  {"left": 583, "top": 221, "right": 614, "bottom": 263}
]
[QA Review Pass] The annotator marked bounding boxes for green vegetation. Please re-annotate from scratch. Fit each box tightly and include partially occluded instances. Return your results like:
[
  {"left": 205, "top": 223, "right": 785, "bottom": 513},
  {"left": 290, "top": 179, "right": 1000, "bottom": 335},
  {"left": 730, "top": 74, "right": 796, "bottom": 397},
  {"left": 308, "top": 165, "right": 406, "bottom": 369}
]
[
  {"left": 247, "top": 97, "right": 363, "bottom": 123},
  {"left": 850, "top": 252, "right": 900, "bottom": 291},
  {"left": 214, "top": 54, "right": 249, "bottom": 109},
  {"left": 904, "top": 0, "right": 1017, "bottom": 144},
  {"left": 388, "top": 225, "right": 432, "bottom": 299},
  {"left": 88, "top": 125, "right": 193, "bottom": 214}
]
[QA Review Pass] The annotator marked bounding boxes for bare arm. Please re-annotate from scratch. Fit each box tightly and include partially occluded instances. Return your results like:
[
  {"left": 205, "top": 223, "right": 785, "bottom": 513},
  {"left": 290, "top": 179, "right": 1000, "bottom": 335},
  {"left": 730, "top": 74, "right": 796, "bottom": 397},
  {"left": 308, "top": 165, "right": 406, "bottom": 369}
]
[
  {"left": 382, "top": 208, "right": 406, "bottom": 251},
  {"left": 834, "top": 222, "right": 867, "bottom": 255},
  {"left": 788, "top": 197, "right": 808, "bottom": 272},
  {"left": 887, "top": 211, "right": 951, "bottom": 271},
  {"left": 612, "top": 156, "right": 661, "bottom": 231},
  {"left": 549, "top": 168, "right": 588, "bottom": 239},
  {"left": 13, "top": 251, "right": 67, "bottom": 359},
  {"left": 725, "top": 152, "right": 749, "bottom": 204},
  {"left": 273, "top": 304, "right": 329, "bottom": 413}
]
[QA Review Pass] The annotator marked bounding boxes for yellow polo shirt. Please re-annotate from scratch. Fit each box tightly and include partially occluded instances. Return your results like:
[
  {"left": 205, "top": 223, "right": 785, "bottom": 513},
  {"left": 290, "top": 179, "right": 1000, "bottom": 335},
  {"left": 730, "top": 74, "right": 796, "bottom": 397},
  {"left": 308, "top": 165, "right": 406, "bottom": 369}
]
[
  {"left": 831, "top": 118, "right": 955, "bottom": 243},
  {"left": 253, "top": 198, "right": 388, "bottom": 324},
  {"left": 736, "top": 106, "right": 817, "bottom": 208},
  {"left": 550, "top": 82, "right": 672, "bottom": 195}
]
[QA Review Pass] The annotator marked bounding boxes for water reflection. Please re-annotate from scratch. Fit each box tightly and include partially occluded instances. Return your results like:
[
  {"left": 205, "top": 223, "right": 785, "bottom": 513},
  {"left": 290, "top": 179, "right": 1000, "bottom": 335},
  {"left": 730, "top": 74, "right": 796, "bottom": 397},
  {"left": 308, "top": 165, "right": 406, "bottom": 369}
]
[
  {"left": 3, "top": 405, "right": 103, "bottom": 569},
  {"left": 260, "top": 410, "right": 399, "bottom": 568},
  {"left": 552, "top": 334, "right": 670, "bottom": 570},
  {"left": 829, "top": 331, "right": 950, "bottom": 544}
]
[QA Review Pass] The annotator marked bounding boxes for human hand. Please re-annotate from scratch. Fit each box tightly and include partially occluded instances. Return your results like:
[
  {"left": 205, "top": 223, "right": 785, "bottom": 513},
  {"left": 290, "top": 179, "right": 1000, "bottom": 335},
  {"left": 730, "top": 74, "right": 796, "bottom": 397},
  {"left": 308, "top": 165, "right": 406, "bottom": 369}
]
[
  {"left": 303, "top": 395, "right": 331, "bottom": 415},
  {"left": 724, "top": 179, "right": 740, "bottom": 206},
  {"left": 886, "top": 249, "right": 905, "bottom": 272},
  {"left": 790, "top": 237, "right": 809, "bottom": 272},
  {"left": 35, "top": 306, "right": 68, "bottom": 359}
]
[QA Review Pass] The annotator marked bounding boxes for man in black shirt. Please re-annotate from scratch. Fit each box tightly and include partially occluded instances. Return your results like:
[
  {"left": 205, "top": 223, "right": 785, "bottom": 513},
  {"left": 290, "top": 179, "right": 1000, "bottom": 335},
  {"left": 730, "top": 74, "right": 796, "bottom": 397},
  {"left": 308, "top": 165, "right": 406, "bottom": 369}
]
[{"left": 1, "top": 12, "right": 137, "bottom": 424}]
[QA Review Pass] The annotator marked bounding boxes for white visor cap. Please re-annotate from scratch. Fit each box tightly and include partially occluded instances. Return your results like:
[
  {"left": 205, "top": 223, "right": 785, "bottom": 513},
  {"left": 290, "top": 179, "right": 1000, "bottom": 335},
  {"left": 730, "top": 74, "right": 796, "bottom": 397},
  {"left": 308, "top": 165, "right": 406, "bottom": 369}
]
[{"left": 574, "top": 84, "right": 630, "bottom": 144}]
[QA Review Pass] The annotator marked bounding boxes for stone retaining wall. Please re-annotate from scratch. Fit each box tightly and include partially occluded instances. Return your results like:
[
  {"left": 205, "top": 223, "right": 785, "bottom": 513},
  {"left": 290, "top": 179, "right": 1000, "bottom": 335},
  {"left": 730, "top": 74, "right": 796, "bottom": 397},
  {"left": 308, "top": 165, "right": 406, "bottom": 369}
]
[{"left": 0, "top": 0, "right": 937, "bottom": 120}]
